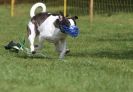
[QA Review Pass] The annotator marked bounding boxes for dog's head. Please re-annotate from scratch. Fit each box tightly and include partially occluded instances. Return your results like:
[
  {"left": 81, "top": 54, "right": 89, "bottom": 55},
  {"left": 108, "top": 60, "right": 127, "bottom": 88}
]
[{"left": 55, "top": 12, "right": 79, "bottom": 37}]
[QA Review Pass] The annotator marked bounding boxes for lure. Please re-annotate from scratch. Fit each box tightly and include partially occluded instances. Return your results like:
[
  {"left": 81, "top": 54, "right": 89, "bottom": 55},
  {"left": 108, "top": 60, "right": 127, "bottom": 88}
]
[{"left": 61, "top": 25, "right": 80, "bottom": 37}]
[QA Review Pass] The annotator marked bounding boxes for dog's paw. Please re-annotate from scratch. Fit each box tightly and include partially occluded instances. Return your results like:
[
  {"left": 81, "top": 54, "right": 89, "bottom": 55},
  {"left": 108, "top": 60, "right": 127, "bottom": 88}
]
[
  {"left": 34, "top": 45, "right": 39, "bottom": 48},
  {"left": 32, "top": 51, "right": 36, "bottom": 54},
  {"left": 65, "top": 49, "right": 70, "bottom": 54}
]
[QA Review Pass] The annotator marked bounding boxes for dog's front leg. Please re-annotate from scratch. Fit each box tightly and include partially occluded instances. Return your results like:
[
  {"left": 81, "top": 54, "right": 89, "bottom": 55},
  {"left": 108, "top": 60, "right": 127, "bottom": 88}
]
[
  {"left": 59, "top": 39, "right": 67, "bottom": 59},
  {"left": 55, "top": 41, "right": 62, "bottom": 53}
]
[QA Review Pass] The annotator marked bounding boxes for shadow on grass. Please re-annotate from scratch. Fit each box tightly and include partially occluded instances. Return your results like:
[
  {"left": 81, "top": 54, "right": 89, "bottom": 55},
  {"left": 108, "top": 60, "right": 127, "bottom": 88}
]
[
  {"left": 69, "top": 50, "right": 133, "bottom": 60},
  {"left": 95, "top": 33, "right": 133, "bottom": 42},
  {"left": 97, "top": 38, "right": 133, "bottom": 42},
  {"left": 2, "top": 44, "right": 53, "bottom": 60},
  {"left": 3, "top": 45, "right": 133, "bottom": 60},
  {"left": 16, "top": 54, "right": 52, "bottom": 59},
  {"left": 14, "top": 51, "right": 53, "bottom": 60}
]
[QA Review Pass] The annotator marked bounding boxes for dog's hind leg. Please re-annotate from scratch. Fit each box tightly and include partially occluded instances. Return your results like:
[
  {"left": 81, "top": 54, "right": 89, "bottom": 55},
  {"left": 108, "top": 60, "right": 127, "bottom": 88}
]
[
  {"left": 36, "top": 36, "right": 45, "bottom": 51},
  {"left": 28, "top": 22, "right": 36, "bottom": 54},
  {"left": 28, "top": 34, "right": 36, "bottom": 54}
]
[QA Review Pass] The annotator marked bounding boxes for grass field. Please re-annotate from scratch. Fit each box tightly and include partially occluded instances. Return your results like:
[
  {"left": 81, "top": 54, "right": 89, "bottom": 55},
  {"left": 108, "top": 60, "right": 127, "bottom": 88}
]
[{"left": 0, "top": 4, "right": 133, "bottom": 92}]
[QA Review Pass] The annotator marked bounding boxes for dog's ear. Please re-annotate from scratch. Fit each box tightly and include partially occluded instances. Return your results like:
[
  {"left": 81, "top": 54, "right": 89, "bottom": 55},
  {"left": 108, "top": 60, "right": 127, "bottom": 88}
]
[
  {"left": 72, "top": 16, "right": 78, "bottom": 20},
  {"left": 59, "top": 11, "right": 64, "bottom": 16},
  {"left": 58, "top": 11, "right": 64, "bottom": 21},
  {"left": 59, "top": 15, "right": 63, "bottom": 21}
]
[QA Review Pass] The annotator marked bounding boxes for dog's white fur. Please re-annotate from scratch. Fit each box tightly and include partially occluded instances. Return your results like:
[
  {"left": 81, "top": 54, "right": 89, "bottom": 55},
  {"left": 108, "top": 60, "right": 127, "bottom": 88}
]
[{"left": 28, "top": 2, "right": 76, "bottom": 59}]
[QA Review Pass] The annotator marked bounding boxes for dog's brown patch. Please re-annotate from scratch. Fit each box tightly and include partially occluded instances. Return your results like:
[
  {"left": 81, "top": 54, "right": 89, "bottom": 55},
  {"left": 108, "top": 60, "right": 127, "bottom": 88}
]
[
  {"left": 27, "top": 26, "right": 31, "bottom": 36},
  {"left": 31, "top": 20, "right": 40, "bottom": 36}
]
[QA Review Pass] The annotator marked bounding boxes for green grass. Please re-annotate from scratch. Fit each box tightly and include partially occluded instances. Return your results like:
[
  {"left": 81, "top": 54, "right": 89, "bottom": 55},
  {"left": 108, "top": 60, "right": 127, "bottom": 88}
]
[{"left": 0, "top": 4, "right": 133, "bottom": 92}]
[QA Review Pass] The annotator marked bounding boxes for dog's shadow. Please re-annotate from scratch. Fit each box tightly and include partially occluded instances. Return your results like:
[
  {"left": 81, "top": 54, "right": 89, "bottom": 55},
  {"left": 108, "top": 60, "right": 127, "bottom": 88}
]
[
  {"left": 16, "top": 52, "right": 52, "bottom": 59},
  {"left": 69, "top": 50, "right": 133, "bottom": 60},
  {"left": 16, "top": 49, "right": 133, "bottom": 60}
]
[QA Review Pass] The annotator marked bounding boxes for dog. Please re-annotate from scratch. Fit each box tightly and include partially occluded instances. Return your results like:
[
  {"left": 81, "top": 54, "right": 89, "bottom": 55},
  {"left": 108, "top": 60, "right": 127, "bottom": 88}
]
[{"left": 27, "top": 2, "right": 79, "bottom": 59}]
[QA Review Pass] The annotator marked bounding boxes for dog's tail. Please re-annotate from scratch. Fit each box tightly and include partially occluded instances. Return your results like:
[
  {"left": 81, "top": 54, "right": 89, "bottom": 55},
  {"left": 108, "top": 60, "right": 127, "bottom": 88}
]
[{"left": 30, "top": 2, "right": 46, "bottom": 18}]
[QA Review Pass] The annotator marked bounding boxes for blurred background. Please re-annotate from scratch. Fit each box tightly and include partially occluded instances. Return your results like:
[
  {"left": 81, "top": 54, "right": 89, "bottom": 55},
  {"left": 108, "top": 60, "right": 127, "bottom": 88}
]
[{"left": 1, "top": 0, "right": 133, "bottom": 16}]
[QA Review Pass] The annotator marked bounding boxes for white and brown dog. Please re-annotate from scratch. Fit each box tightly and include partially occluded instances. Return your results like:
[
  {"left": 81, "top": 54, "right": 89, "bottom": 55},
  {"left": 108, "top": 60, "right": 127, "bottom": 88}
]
[{"left": 27, "top": 2, "right": 79, "bottom": 59}]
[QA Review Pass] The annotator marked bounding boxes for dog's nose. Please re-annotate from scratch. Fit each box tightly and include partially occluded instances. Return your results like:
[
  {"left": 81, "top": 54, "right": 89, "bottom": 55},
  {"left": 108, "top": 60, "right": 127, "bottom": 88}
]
[{"left": 32, "top": 51, "right": 36, "bottom": 54}]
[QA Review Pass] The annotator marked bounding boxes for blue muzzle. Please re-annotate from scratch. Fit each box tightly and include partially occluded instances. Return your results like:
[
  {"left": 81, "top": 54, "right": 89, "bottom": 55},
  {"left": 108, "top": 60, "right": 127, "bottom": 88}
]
[{"left": 60, "top": 25, "right": 80, "bottom": 37}]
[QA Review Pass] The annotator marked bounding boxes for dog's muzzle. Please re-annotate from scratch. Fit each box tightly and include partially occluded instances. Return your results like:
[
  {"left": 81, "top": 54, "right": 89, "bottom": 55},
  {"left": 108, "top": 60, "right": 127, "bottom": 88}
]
[{"left": 60, "top": 25, "right": 79, "bottom": 37}]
